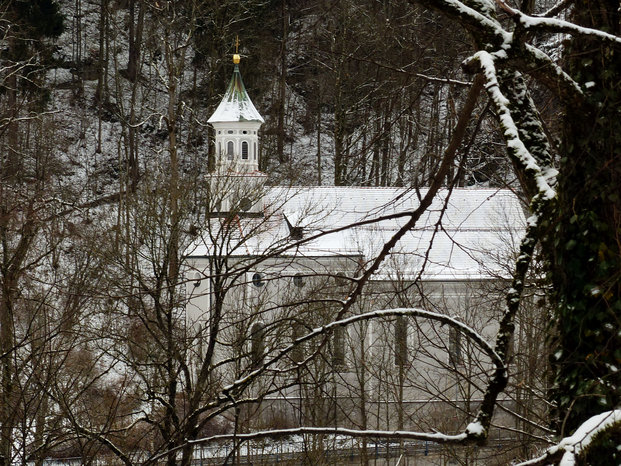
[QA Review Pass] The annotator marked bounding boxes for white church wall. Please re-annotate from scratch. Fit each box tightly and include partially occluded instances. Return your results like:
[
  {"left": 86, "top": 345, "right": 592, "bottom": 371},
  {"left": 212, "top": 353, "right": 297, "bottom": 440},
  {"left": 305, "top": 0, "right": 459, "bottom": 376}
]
[{"left": 185, "top": 241, "right": 515, "bottom": 432}]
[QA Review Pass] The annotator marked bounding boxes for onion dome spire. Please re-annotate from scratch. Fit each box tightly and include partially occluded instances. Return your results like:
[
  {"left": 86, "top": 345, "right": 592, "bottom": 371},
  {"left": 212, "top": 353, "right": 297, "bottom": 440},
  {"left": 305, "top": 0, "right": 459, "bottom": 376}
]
[{"left": 208, "top": 36, "right": 264, "bottom": 124}]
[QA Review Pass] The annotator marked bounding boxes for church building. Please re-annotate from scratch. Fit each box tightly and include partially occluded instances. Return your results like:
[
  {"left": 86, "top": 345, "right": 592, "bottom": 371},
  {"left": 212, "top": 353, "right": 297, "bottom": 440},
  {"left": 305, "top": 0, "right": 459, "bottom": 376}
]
[{"left": 185, "top": 53, "right": 526, "bottom": 434}]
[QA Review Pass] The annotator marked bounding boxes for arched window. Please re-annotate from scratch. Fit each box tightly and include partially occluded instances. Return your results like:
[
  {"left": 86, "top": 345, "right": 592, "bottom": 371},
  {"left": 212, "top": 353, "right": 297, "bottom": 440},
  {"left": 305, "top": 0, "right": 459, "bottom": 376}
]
[
  {"left": 227, "top": 141, "right": 234, "bottom": 159},
  {"left": 332, "top": 327, "right": 345, "bottom": 369},
  {"left": 291, "top": 324, "right": 304, "bottom": 363},
  {"left": 251, "top": 321, "right": 265, "bottom": 368},
  {"left": 254, "top": 142, "right": 257, "bottom": 160},
  {"left": 449, "top": 327, "right": 462, "bottom": 366},
  {"left": 395, "top": 316, "right": 408, "bottom": 367},
  {"left": 241, "top": 141, "right": 249, "bottom": 160},
  {"left": 218, "top": 142, "right": 221, "bottom": 155}
]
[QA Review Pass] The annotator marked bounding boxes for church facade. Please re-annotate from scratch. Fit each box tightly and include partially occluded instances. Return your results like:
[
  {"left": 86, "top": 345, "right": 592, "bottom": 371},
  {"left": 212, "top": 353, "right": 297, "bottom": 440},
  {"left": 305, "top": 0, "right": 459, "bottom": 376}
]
[{"left": 185, "top": 55, "right": 530, "bottom": 438}]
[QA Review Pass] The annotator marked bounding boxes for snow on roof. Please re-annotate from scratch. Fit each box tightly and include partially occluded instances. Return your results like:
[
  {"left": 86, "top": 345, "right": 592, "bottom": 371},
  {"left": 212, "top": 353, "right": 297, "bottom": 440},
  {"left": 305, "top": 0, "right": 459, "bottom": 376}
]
[
  {"left": 189, "top": 186, "right": 525, "bottom": 281},
  {"left": 207, "top": 65, "right": 265, "bottom": 124}
]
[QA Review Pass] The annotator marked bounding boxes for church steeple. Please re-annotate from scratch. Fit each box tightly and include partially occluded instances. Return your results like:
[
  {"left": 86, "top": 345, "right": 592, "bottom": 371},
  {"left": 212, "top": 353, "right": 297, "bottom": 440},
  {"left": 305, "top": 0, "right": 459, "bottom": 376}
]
[{"left": 208, "top": 47, "right": 264, "bottom": 173}]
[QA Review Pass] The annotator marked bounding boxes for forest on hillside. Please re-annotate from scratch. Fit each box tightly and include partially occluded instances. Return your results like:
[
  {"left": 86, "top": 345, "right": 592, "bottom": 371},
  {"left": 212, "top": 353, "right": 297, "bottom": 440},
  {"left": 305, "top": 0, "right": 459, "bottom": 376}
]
[
  {"left": 1, "top": 0, "right": 620, "bottom": 465},
  {"left": 3, "top": 0, "right": 517, "bottom": 190}
]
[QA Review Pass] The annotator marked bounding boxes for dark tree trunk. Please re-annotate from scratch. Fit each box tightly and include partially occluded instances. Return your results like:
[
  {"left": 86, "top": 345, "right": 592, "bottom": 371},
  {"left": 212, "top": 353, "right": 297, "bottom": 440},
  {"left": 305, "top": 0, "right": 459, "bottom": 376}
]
[
  {"left": 550, "top": 1, "right": 621, "bottom": 434},
  {"left": 277, "top": 0, "right": 288, "bottom": 164},
  {"left": 127, "top": 0, "right": 144, "bottom": 83}
]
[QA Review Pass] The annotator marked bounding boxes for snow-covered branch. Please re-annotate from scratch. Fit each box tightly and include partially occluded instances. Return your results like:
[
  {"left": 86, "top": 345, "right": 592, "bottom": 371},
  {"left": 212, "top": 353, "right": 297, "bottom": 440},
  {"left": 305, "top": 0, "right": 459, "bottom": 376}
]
[
  {"left": 416, "top": 0, "right": 587, "bottom": 107},
  {"left": 465, "top": 51, "right": 556, "bottom": 200},
  {"left": 470, "top": 210, "right": 542, "bottom": 438},
  {"left": 517, "top": 410, "right": 621, "bottom": 466},
  {"left": 490, "top": 0, "right": 621, "bottom": 46},
  {"left": 302, "top": 307, "right": 503, "bottom": 370},
  {"left": 521, "top": 43, "right": 584, "bottom": 105},
  {"left": 220, "top": 303, "right": 501, "bottom": 405},
  {"left": 151, "top": 426, "right": 468, "bottom": 462},
  {"left": 413, "top": 0, "right": 509, "bottom": 45},
  {"left": 192, "top": 303, "right": 505, "bottom": 449},
  {"left": 454, "top": 49, "right": 561, "bottom": 441},
  {"left": 536, "top": 0, "right": 572, "bottom": 19},
  {"left": 516, "top": 13, "right": 621, "bottom": 45}
]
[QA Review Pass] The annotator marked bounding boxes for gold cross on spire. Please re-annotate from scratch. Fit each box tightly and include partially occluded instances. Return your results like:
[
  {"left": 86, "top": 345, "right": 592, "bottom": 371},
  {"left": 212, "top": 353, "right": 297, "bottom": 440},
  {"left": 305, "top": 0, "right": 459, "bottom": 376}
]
[{"left": 233, "top": 35, "right": 241, "bottom": 64}]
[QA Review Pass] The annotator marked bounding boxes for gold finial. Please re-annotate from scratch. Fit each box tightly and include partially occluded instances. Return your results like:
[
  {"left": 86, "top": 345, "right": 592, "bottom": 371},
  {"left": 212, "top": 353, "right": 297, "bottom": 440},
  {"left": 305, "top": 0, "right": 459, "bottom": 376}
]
[{"left": 233, "top": 35, "right": 240, "bottom": 64}]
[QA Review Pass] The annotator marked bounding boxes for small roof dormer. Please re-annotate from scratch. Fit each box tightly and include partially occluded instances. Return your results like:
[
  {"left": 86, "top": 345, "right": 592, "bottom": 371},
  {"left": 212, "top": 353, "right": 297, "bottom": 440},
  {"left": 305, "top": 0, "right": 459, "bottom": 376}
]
[{"left": 208, "top": 53, "right": 264, "bottom": 173}]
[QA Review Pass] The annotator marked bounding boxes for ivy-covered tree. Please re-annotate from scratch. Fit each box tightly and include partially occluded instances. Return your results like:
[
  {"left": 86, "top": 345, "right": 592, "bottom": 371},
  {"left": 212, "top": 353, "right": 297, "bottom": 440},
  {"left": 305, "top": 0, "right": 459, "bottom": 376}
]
[{"left": 551, "top": 2, "right": 621, "bottom": 434}]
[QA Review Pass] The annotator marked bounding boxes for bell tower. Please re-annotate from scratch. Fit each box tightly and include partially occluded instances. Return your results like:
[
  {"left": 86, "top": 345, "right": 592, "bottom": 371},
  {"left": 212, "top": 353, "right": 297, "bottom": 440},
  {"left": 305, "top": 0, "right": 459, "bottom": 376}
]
[
  {"left": 207, "top": 42, "right": 267, "bottom": 216},
  {"left": 208, "top": 42, "right": 264, "bottom": 173}
]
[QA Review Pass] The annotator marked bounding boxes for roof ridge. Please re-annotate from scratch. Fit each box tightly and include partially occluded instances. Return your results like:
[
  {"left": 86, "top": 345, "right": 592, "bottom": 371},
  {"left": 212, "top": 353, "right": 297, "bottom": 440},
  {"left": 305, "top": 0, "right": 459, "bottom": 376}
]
[{"left": 270, "top": 186, "right": 516, "bottom": 193}]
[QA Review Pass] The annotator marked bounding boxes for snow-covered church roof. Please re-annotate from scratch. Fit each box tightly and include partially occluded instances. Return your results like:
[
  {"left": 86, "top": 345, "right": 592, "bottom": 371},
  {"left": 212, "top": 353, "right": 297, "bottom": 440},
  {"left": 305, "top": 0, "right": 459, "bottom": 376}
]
[
  {"left": 189, "top": 187, "right": 526, "bottom": 281},
  {"left": 207, "top": 64, "right": 264, "bottom": 124},
  {"left": 195, "top": 52, "right": 525, "bottom": 282}
]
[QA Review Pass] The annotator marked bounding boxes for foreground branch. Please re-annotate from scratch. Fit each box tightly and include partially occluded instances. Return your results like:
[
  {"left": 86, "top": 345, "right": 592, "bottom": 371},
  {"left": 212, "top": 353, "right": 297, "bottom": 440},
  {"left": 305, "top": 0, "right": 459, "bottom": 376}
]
[{"left": 152, "top": 426, "right": 468, "bottom": 461}]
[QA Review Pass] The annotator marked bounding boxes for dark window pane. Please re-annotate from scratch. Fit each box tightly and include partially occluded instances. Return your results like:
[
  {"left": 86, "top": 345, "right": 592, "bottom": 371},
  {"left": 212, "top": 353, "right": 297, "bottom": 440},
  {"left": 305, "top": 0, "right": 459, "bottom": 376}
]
[
  {"left": 251, "top": 322, "right": 265, "bottom": 368},
  {"left": 252, "top": 273, "right": 264, "bottom": 287},
  {"left": 395, "top": 316, "right": 408, "bottom": 367}
]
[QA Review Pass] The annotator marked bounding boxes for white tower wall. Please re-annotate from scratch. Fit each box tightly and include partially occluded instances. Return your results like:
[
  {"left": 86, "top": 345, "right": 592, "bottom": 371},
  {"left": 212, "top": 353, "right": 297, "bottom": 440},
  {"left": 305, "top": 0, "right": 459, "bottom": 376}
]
[{"left": 212, "top": 120, "right": 262, "bottom": 173}]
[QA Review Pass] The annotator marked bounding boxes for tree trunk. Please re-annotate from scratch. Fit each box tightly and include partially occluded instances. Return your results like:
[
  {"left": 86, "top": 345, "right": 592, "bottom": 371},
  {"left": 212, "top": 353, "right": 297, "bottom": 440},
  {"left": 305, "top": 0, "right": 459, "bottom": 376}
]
[
  {"left": 0, "top": 280, "right": 16, "bottom": 464},
  {"left": 127, "top": 0, "right": 144, "bottom": 83},
  {"left": 333, "top": 82, "right": 345, "bottom": 186},
  {"left": 6, "top": 34, "right": 19, "bottom": 181},
  {"left": 277, "top": 0, "right": 288, "bottom": 164},
  {"left": 0, "top": 213, "right": 37, "bottom": 464},
  {"left": 550, "top": 2, "right": 621, "bottom": 434},
  {"left": 316, "top": 83, "right": 322, "bottom": 185}
]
